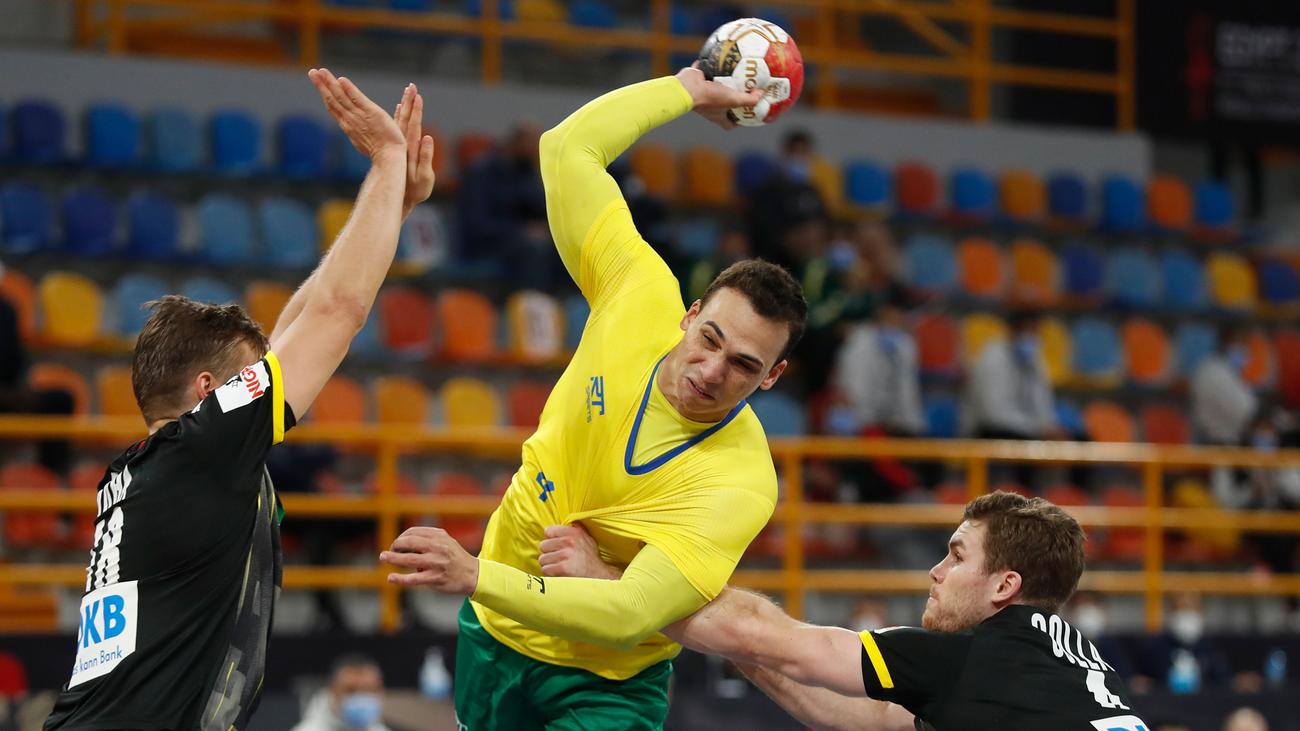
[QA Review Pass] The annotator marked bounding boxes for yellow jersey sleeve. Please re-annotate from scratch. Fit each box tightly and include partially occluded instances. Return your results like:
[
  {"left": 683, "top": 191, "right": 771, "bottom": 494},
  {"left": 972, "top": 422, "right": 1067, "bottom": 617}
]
[{"left": 539, "top": 76, "right": 694, "bottom": 313}]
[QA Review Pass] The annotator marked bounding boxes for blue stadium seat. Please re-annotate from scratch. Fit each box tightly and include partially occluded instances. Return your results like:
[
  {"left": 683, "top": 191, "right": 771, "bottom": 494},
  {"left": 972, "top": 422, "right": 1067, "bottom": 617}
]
[
  {"left": 463, "top": 0, "right": 516, "bottom": 19},
  {"left": 748, "top": 391, "right": 805, "bottom": 437},
  {"left": 1061, "top": 241, "right": 1105, "bottom": 298},
  {"left": 11, "top": 99, "right": 65, "bottom": 164},
  {"left": 1100, "top": 174, "right": 1144, "bottom": 232},
  {"left": 564, "top": 294, "right": 588, "bottom": 351},
  {"left": 1046, "top": 172, "right": 1086, "bottom": 220},
  {"left": 678, "top": 218, "right": 719, "bottom": 260},
  {"left": 1194, "top": 180, "right": 1234, "bottom": 229},
  {"left": 1107, "top": 247, "right": 1160, "bottom": 308},
  {"left": 61, "top": 186, "right": 117, "bottom": 256},
  {"left": 1053, "top": 401, "right": 1086, "bottom": 440},
  {"left": 258, "top": 197, "right": 317, "bottom": 269},
  {"left": 903, "top": 234, "right": 957, "bottom": 293},
  {"left": 695, "top": 6, "right": 743, "bottom": 35},
  {"left": 923, "top": 394, "right": 959, "bottom": 439},
  {"left": 181, "top": 276, "right": 240, "bottom": 306},
  {"left": 1160, "top": 249, "right": 1207, "bottom": 311},
  {"left": 670, "top": 5, "right": 692, "bottom": 33},
  {"left": 277, "top": 115, "right": 327, "bottom": 178},
  {"left": 949, "top": 167, "right": 995, "bottom": 219},
  {"left": 755, "top": 8, "right": 793, "bottom": 35},
  {"left": 210, "top": 109, "right": 261, "bottom": 174},
  {"left": 1070, "top": 318, "right": 1121, "bottom": 378},
  {"left": 0, "top": 103, "right": 6, "bottom": 158},
  {"left": 0, "top": 183, "right": 53, "bottom": 253},
  {"left": 570, "top": 0, "right": 616, "bottom": 27},
  {"left": 734, "top": 150, "right": 777, "bottom": 196},
  {"left": 113, "top": 273, "right": 169, "bottom": 335},
  {"left": 127, "top": 191, "right": 179, "bottom": 261},
  {"left": 844, "top": 159, "right": 890, "bottom": 209},
  {"left": 1174, "top": 322, "right": 1216, "bottom": 376},
  {"left": 352, "top": 308, "right": 384, "bottom": 356},
  {"left": 1260, "top": 260, "right": 1300, "bottom": 305},
  {"left": 333, "top": 130, "right": 370, "bottom": 182},
  {"left": 388, "top": 0, "right": 434, "bottom": 10},
  {"left": 198, "top": 194, "right": 257, "bottom": 265},
  {"left": 85, "top": 103, "right": 140, "bottom": 168},
  {"left": 148, "top": 107, "right": 202, "bottom": 172}
]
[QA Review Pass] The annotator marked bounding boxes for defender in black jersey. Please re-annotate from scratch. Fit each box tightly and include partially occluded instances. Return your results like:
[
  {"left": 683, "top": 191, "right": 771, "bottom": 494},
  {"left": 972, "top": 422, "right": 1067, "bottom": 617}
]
[
  {"left": 665, "top": 491, "right": 1150, "bottom": 731},
  {"left": 45, "top": 69, "right": 436, "bottom": 731}
]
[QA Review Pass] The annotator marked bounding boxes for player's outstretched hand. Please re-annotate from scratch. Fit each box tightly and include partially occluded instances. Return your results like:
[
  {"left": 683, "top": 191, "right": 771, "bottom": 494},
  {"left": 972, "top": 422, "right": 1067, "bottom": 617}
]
[
  {"left": 393, "top": 85, "right": 436, "bottom": 219},
  {"left": 538, "top": 523, "right": 622, "bottom": 580},
  {"left": 381, "top": 526, "right": 478, "bottom": 594},
  {"left": 308, "top": 68, "right": 406, "bottom": 162},
  {"left": 676, "top": 63, "right": 763, "bottom": 130}
]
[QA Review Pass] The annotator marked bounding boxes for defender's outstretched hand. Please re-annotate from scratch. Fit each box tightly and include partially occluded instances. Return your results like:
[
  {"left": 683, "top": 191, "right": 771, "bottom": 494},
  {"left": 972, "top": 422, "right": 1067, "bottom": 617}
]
[
  {"left": 308, "top": 68, "right": 406, "bottom": 161},
  {"left": 676, "top": 63, "right": 764, "bottom": 130},
  {"left": 393, "top": 85, "right": 436, "bottom": 218}
]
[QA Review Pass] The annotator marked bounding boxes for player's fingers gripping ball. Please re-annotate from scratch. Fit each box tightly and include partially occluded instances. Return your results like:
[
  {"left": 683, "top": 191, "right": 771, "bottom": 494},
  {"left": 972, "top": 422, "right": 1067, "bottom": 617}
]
[{"left": 697, "top": 17, "right": 804, "bottom": 127}]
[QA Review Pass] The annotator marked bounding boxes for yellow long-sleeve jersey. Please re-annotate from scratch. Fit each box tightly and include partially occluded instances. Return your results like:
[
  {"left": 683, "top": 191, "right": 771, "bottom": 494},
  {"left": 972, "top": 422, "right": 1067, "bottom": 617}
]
[{"left": 469, "top": 76, "right": 779, "bottom": 681}]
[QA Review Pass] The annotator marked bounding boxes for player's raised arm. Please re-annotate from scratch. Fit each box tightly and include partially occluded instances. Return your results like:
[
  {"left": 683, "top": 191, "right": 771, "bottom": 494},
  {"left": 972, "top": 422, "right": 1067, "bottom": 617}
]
[{"left": 539, "top": 67, "right": 760, "bottom": 307}]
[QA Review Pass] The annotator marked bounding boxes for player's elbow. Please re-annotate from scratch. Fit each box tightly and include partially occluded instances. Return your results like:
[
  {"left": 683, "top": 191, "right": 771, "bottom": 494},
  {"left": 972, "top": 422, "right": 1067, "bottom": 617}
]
[
  {"left": 305, "top": 293, "right": 369, "bottom": 334},
  {"left": 538, "top": 127, "right": 564, "bottom": 172}
]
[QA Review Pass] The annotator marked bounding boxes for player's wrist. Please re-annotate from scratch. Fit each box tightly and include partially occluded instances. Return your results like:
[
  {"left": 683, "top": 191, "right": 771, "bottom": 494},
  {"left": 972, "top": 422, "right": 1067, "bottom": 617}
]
[{"left": 370, "top": 144, "right": 406, "bottom": 166}]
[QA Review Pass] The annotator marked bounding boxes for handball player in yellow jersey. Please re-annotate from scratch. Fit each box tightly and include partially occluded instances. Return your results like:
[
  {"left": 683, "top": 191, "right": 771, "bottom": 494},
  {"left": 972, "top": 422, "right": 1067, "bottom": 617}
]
[{"left": 380, "top": 66, "right": 808, "bottom": 730}]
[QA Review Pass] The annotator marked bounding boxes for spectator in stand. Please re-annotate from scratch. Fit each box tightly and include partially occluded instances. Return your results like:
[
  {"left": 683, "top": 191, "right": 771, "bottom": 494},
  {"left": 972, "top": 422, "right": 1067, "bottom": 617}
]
[
  {"left": 1066, "top": 592, "right": 1137, "bottom": 686},
  {"left": 291, "top": 654, "right": 391, "bottom": 731},
  {"left": 745, "top": 129, "right": 827, "bottom": 272},
  {"left": 682, "top": 227, "right": 752, "bottom": 304},
  {"left": 0, "top": 273, "right": 74, "bottom": 476},
  {"left": 1139, "top": 592, "right": 1238, "bottom": 694},
  {"left": 1222, "top": 707, "right": 1269, "bottom": 731},
  {"left": 849, "top": 220, "right": 903, "bottom": 292},
  {"left": 1210, "top": 409, "right": 1300, "bottom": 575},
  {"left": 1191, "top": 325, "right": 1258, "bottom": 445}
]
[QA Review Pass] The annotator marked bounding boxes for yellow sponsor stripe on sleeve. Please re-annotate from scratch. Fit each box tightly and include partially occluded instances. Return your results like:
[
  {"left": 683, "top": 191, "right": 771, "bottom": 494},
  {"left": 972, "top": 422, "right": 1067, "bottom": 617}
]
[
  {"left": 859, "top": 630, "right": 894, "bottom": 689},
  {"left": 264, "top": 351, "right": 285, "bottom": 445}
]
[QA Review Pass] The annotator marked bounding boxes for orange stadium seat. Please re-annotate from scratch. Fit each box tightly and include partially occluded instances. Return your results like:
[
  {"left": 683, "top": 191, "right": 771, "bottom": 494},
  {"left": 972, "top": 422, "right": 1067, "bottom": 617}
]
[
  {"left": 934, "top": 483, "right": 970, "bottom": 505},
  {"left": 1009, "top": 237, "right": 1059, "bottom": 306},
  {"left": 915, "top": 314, "right": 959, "bottom": 377},
  {"left": 999, "top": 170, "right": 1045, "bottom": 222},
  {"left": 1121, "top": 319, "right": 1171, "bottom": 385},
  {"left": 95, "top": 365, "right": 137, "bottom": 418},
  {"left": 243, "top": 281, "right": 293, "bottom": 335},
  {"left": 1147, "top": 174, "right": 1192, "bottom": 231},
  {"left": 430, "top": 472, "right": 488, "bottom": 552},
  {"left": 1207, "top": 253, "right": 1257, "bottom": 310},
  {"left": 1242, "top": 329, "right": 1275, "bottom": 387},
  {"left": 506, "top": 380, "right": 551, "bottom": 428},
  {"left": 0, "top": 462, "right": 63, "bottom": 549},
  {"left": 809, "top": 156, "right": 845, "bottom": 215},
  {"left": 1082, "top": 401, "right": 1135, "bottom": 443},
  {"left": 960, "top": 312, "right": 1008, "bottom": 367},
  {"left": 437, "top": 289, "right": 497, "bottom": 362},
  {"left": 439, "top": 377, "right": 500, "bottom": 428},
  {"left": 378, "top": 286, "right": 436, "bottom": 355},
  {"left": 317, "top": 198, "right": 353, "bottom": 252},
  {"left": 29, "top": 362, "right": 91, "bottom": 416},
  {"left": 517, "top": 0, "right": 566, "bottom": 23},
  {"left": 629, "top": 143, "right": 678, "bottom": 201},
  {"left": 39, "top": 271, "right": 103, "bottom": 346},
  {"left": 682, "top": 147, "right": 734, "bottom": 207},
  {"left": 0, "top": 268, "right": 37, "bottom": 341},
  {"left": 374, "top": 375, "right": 430, "bottom": 426},
  {"left": 310, "top": 375, "right": 368, "bottom": 424},
  {"left": 956, "top": 237, "right": 1004, "bottom": 299},
  {"left": 1140, "top": 404, "right": 1190, "bottom": 445},
  {"left": 1100, "top": 485, "right": 1144, "bottom": 561},
  {"left": 1039, "top": 317, "right": 1072, "bottom": 386},
  {"left": 506, "top": 291, "right": 563, "bottom": 363}
]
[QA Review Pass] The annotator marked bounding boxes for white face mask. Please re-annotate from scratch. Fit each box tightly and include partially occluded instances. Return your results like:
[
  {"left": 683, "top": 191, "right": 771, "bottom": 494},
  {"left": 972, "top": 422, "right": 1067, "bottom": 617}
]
[
  {"left": 1169, "top": 609, "right": 1204, "bottom": 645},
  {"left": 1074, "top": 606, "right": 1106, "bottom": 639}
]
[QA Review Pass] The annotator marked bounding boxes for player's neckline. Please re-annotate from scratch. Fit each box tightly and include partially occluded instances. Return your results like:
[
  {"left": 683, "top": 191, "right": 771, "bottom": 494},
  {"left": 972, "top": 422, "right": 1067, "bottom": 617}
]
[{"left": 623, "top": 355, "right": 745, "bottom": 476}]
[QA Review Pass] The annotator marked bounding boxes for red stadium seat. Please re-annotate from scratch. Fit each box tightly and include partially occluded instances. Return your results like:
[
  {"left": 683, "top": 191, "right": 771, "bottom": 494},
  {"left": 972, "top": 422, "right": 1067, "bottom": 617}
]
[
  {"left": 68, "top": 462, "right": 106, "bottom": 550},
  {"left": 378, "top": 286, "right": 436, "bottom": 356},
  {"left": 1147, "top": 174, "right": 1192, "bottom": 231},
  {"left": 455, "top": 132, "right": 495, "bottom": 173},
  {"left": 430, "top": 472, "right": 488, "bottom": 552},
  {"left": 506, "top": 380, "right": 551, "bottom": 429},
  {"left": 914, "top": 314, "right": 958, "bottom": 378},
  {"left": 1082, "top": 401, "right": 1135, "bottom": 443},
  {"left": 895, "top": 161, "right": 939, "bottom": 215},
  {"left": 1276, "top": 329, "right": 1300, "bottom": 408},
  {"left": 1140, "top": 404, "right": 1190, "bottom": 446},
  {"left": 0, "top": 651, "right": 28, "bottom": 698},
  {"left": 1099, "top": 486, "right": 1144, "bottom": 561},
  {"left": 0, "top": 462, "right": 63, "bottom": 549}
]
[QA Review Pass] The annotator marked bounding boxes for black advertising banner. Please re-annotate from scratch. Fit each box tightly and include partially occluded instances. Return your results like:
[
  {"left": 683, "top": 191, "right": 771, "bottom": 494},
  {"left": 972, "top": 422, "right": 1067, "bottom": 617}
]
[{"left": 1138, "top": 0, "right": 1300, "bottom": 142}]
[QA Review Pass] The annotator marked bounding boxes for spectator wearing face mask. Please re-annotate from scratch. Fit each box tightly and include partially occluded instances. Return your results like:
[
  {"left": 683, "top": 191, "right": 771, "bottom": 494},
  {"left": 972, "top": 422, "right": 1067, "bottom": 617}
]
[
  {"left": 1067, "top": 592, "right": 1136, "bottom": 684},
  {"left": 1139, "top": 592, "right": 1234, "bottom": 694},
  {"left": 1211, "top": 410, "right": 1300, "bottom": 575},
  {"left": 745, "top": 129, "right": 828, "bottom": 273},
  {"left": 1191, "top": 325, "right": 1259, "bottom": 446},
  {"left": 291, "top": 655, "right": 392, "bottom": 731}
]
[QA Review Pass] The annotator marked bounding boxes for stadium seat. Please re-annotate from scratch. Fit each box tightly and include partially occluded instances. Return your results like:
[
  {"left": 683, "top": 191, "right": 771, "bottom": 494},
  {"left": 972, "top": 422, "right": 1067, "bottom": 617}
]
[
  {"left": 894, "top": 161, "right": 939, "bottom": 215},
  {"left": 126, "top": 190, "right": 180, "bottom": 260},
  {"left": 85, "top": 102, "right": 140, "bottom": 168},
  {"left": 516, "top": 0, "right": 564, "bottom": 22},
  {"left": 734, "top": 150, "right": 777, "bottom": 196},
  {"left": 437, "top": 289, "right": 498, "bottom": 362},
  {"left": 456, "top": 132, "right": 495, "bottom": 173},
  {"left": 96, "top": 365, "right": 138, "bottom": 418},
  {"left": 684, "top": 147, "right": 735, "bottom": 207},
  {"left": 1275, "top": 329, "right": 1300, "bottom": 407},
  {"left": 923, "top": 393, "right": 959, "bottom": 438},
  {"left": 1173, "top": 322, "right": 1217, "bottom": 377},
  {"left": 1147, "top": 174, "right": 1191, "bottom": 231},
  {"left": 317, "top": 199, "right": 353, "bottom": 252},
  {"left": 1206, "top": 252, "right": 1257, "bottom": 310},
  {"left": 1258, "top": 259, "right": 1300, "bottom": 305},
  {"left": 949, "top": 167, "right": 995, "bottom": 220},
  {"left": 1121, "top": 318, "right": 1171, "bottom": 385},
  {"left": 112, "top": 273, "right": 169, "bottom": 336},
  {"left": 0, "top": 182, "right": 53, "bottom": 253},
  {"left": 1193, "top": 180, "right": 1234, "bottom": 229},
  {"left": 1082, "top": 401, "right": 1135, "bottom": 443},
  {"left": 1140, "top": 404, "right": 1190, "bottom": 445},
  {"left": 844, "top": 159, "right": 890, "bottom": 210},
  {"left": 352, "top": 309, "right": 384, "bottom": 358},
  {"left": 960, "top": 313, "right": 1008, "bottom": 366},
  {"left": 506, "top": 290, "right": 563, "bottom": 362},
  {"left": 1008, "top": 237, "right": 1059, "bottom": 306},
  {"left": 396, "top": 203, "right": 450, "bottom": 274},
  {"left": 1039, "top": 317, "right": 1072, "bottom": 386},
  {"left": 998, "top": 170, "right": 1045, "bottom": 222},
  {"left": 630, "top": 143, "right": 678, "bottom": 200},
  {"left": 243, "top": 280, "right": 293, "bottom": 334},
  {"left": 748, "top": 391, "right": 806, "bottom": 436},
  {"left": 1046, "top": 172, "right": 1087, "bottom": 221},
  {"left": 389, "top": 0, "right": 434, "bottom": 11},
  {"left": 506, "top": 380, "right": 551, "bottom": 429},
  {"left": 258, "top": 197, "right": 317, "bottom": 269},
  {"left": 1060, "top": 241, "right": 1105, "bottom": 300},
  {"left": 426, "top": 472, "right": 488, "bottom": 550},
  {"left": 377, "top": 286, "right": 435, "bottom": 355},
  {"left": 374, "top": 375, "right": 430, "bottom": 425},
  {"left": 903, "top": 234, "right": 956, "bottom": 294},
  {"left": 210, "top": 109, "right": 261, "bottom": 174},
  {"left": 181, "top": 276, "right": 240, "bottom": 306},
  {"left": 0, "top": 462, "right": 63, "bottom": 549},
  {"left": 61, "top": 186, "right": 118, "bottom": 256},
  {"left": 1070, "top": 318, "right": 1121, "bottom": 382},
  {"left": 464, "top": 0, "right": 517, "bottom": 19},
  {"left": 29, "top": 362, "right": 91, "bottom": 415},
  {"left": 563, "top": 294, "right": 589, "bottom": 351},
  {"left": 198, "top": 194, "right": 257, "bottom": 265},
  {"left": 440, "top": 376, "right": 501, "bottom": 428},
  {"left": 38, "top": 271, "right": 103, "bottom": 346},
  {"left": 677, "top": 218, "right": 719, "bottom": 260},
  {"left": 1160, "top": 249, "right": 1207, "bottom": 310},
  {"left": 1242, "top": 330, "right": 1275, "bottom": 387},
  {"left": 914, "top": 314, "right": 959, "bottom": 378},
  {"left": 333, "top": 129, "right": 370, "bottom": 182},
  {"left": 310, "top": 375, "right": 368, "bottom": 424},
  {"left": 1100, "top": 174, "right": 1144, "bottom": 232},
  {"left": 956, "top": 237, "right": 1004, "bottom": 299},
  {"left": 0, "top": 268, "right": 37, "bottom": 341},
  {"left": 1107, "top": 247, "right": 1160, "bottom": 309},
  {"left": 277, "top": 114, "right": 327, "bottom": 178},
  {"left": 1099, "top": 485, "right": 1145, "bottom": 561},
  {"left": 68, "top": 463, "right": 105, "bottom": 548},
  {"left": 148, "top": 107, "right": 202, "bottom": 172},
  {"left": 1043, "top": 484, "right": 1090, "bottom": 507},
  {"left": 933, "top": 482, "right": 969, "bottom": 505},
  {"left": 809, "top": 156, "right": 845, "bottom": 215},
  {"left": 11, "top": 99, "right": 65, "bottom": 164},
  {"left": 1052, "top": 401, "right": 1085, "bottom": 439}
]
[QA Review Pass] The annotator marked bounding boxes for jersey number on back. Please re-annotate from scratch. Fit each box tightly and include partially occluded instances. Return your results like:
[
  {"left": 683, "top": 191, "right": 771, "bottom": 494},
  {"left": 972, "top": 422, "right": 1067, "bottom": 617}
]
[{"left": 1090, "top": 715, "right": 1148, "bottom": 731}]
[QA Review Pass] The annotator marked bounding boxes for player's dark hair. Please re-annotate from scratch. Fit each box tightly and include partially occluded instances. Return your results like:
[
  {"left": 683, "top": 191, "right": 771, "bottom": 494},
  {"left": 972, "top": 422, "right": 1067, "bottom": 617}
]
[
  {"left": 963, "top": 491, "right": 1085, "bottom": 613},
  {"left": 331, "top": 652, "right": 382, "bottom": 677},
  {"left": 132, "top": 295, "right": 270, "bottom": 425},
  {"left": 702, "top": 259, "right": 807, "bottom": 363}
]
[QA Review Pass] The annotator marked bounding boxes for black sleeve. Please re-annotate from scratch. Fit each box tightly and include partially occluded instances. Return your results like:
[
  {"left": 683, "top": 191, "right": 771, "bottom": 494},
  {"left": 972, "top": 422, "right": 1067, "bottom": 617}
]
[
  {"left": 859, "top": 627, "right": 972, "bottom": 716},
  {"left": 179, "top": 353, "right": 297, "bottom": 485}
]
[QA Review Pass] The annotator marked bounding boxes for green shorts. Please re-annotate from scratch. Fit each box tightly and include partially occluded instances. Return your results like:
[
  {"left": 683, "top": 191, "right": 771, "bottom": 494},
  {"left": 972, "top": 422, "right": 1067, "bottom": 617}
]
[{"left": 453, "top": 600, "right": 672, "bottom": 731}]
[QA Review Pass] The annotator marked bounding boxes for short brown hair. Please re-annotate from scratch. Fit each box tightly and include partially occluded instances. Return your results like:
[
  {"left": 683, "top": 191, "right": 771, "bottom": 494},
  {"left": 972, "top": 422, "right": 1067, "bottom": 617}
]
[
  {"left": 701, "top": 259, "right": 807, "bottom": 362},
  {"left": 132, "top": 296, "right": 270, "bottom": 424},
  {"left": 963, "top": 491, "right": 1085, "bottom": 612}
]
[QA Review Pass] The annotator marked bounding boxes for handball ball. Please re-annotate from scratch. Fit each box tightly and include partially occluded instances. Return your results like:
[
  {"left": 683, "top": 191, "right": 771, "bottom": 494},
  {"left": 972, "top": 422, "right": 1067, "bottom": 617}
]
[{"left": 697, "top": 17, "right": 804, "bottom": 127}]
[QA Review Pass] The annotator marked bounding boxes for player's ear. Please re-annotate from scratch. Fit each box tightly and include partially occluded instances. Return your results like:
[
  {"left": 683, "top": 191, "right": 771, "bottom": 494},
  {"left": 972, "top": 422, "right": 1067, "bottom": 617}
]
[
  {"left": 759, "top": 359, "right": 787, "bottom": 390},
  {"left": 192, "top": 371, "right": 218, "bottom": 401},
  {"left": 679, "top": 300, "right": 702, "bottom": 332},
  {"left": 992, "top": 570, "right": 1022, "bottom": 604}
]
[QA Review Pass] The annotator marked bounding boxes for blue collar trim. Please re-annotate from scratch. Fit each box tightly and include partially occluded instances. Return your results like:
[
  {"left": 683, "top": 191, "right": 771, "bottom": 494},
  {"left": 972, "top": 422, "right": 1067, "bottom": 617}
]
[{"left": 624, "top": 355, "right": 745, "bottom": 476}]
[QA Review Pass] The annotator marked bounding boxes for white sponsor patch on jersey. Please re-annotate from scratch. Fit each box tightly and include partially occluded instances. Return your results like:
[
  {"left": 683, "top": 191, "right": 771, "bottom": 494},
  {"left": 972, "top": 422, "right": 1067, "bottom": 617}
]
[
  {"left": 214, "top": 361, "right": 270, "bottom": 413},
  {"left": 69, "top": 580, "right": 139, "bottom": 688}
]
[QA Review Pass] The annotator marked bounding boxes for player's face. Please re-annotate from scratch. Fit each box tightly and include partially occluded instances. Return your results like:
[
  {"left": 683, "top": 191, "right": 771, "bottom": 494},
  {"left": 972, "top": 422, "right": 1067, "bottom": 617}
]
[
  {"left": 672, "top": 288, "right": 789, "bottom": 421},
  {"left": 923, "top": 520, "right": 1002, "bottom": 633}
]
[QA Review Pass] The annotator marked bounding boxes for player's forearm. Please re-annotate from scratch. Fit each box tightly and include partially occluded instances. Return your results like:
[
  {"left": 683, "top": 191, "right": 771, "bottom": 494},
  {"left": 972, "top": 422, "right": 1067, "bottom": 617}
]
[
  {"left": 668, "top": 588, "right": 801, "bottom": 667},
  {"left": 740, "top": 664, "right": 908, "bottom": 731}
]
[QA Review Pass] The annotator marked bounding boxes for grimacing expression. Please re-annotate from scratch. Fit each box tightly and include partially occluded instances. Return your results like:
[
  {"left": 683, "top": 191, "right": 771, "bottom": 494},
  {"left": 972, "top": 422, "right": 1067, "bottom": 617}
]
[
  {"left": 922, "top": 520, "right": 1017, "bottom": 633},
  {"left": 675, "top": 288, "right": 789, "bottom": 421}
]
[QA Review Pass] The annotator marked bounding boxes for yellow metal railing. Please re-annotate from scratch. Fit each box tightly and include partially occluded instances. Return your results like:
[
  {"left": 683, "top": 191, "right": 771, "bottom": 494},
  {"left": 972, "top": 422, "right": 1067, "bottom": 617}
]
[
  {"left": 3, "top": 416, "right": 1300, "bottom": 633},
  {"left": 71, "top": 0, "right": 1136, "bottom": 128}
]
